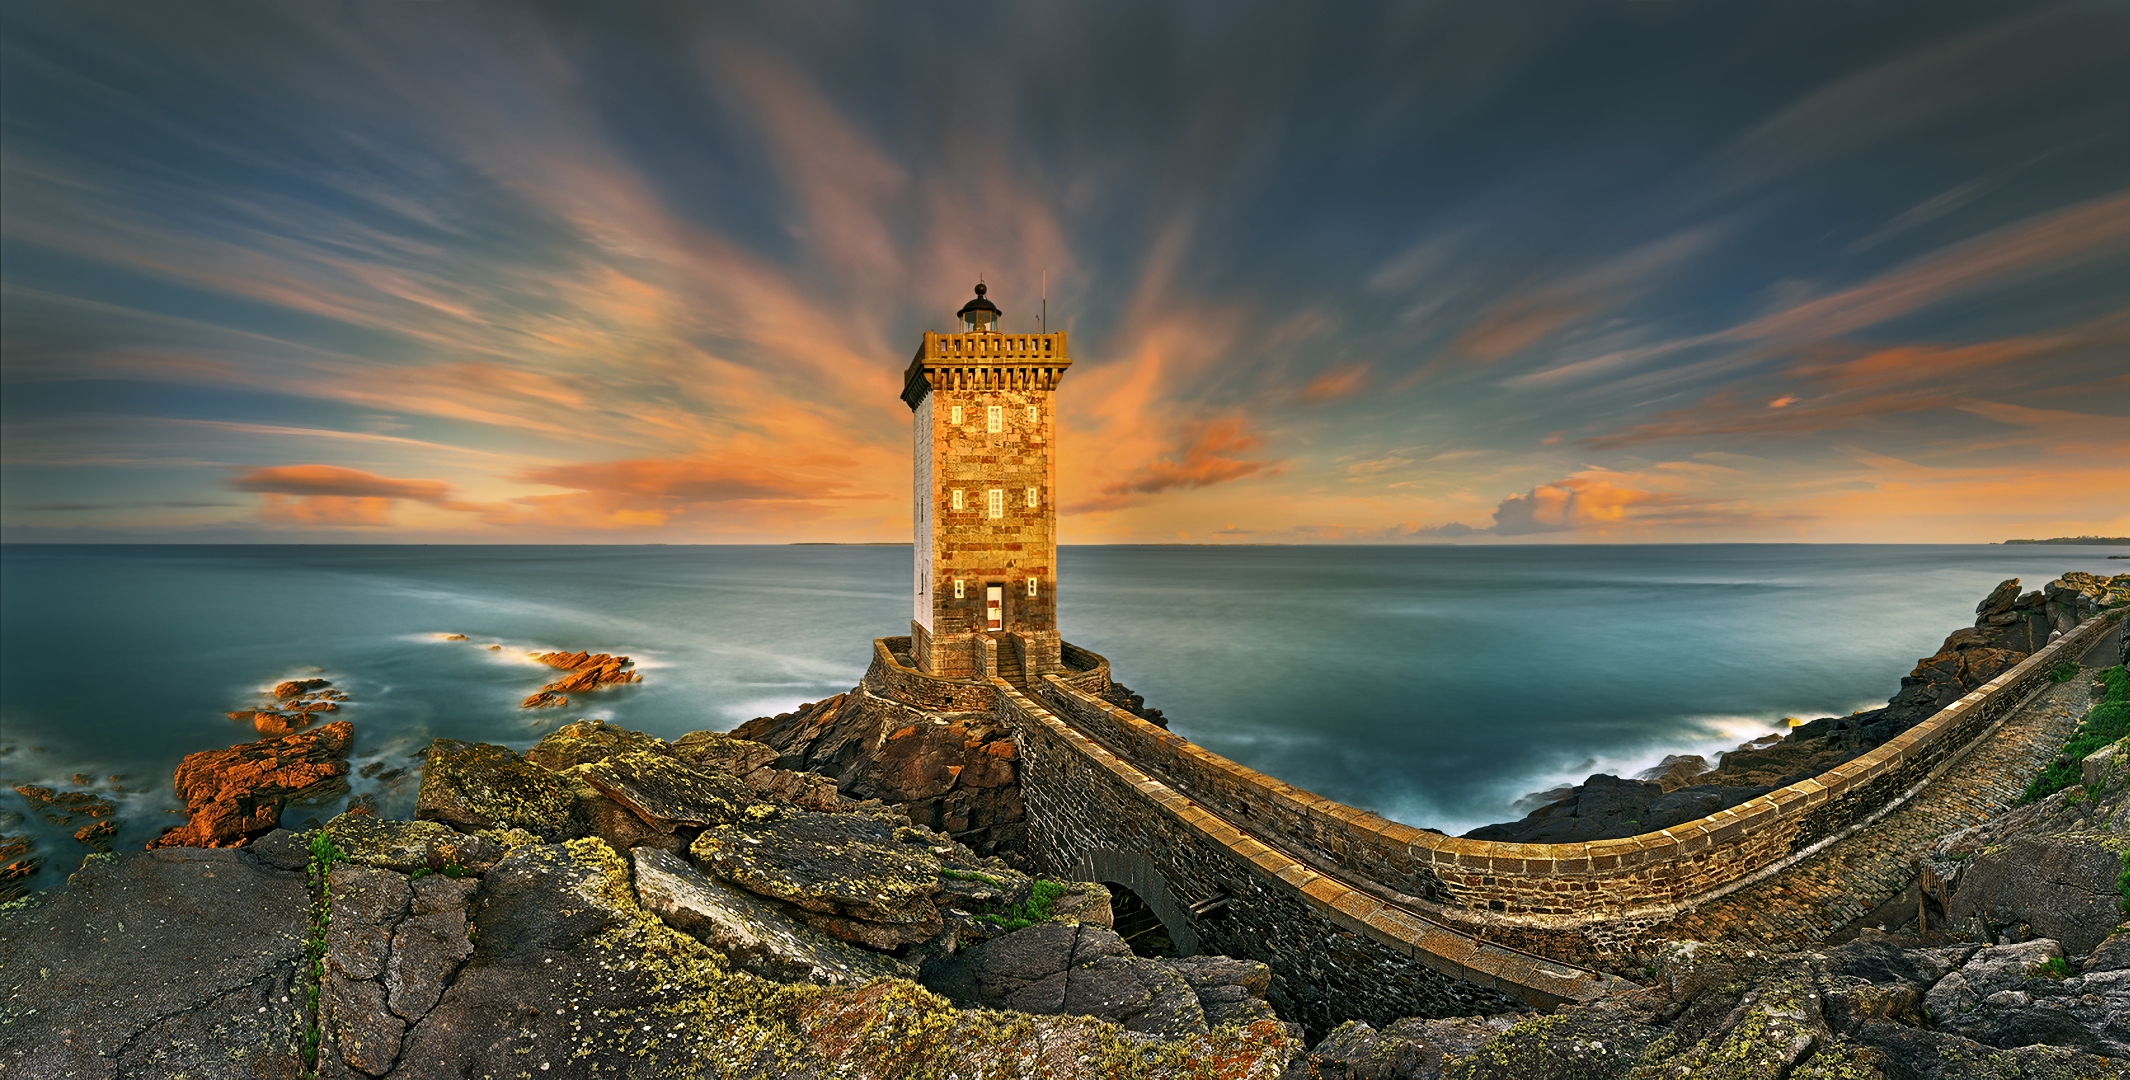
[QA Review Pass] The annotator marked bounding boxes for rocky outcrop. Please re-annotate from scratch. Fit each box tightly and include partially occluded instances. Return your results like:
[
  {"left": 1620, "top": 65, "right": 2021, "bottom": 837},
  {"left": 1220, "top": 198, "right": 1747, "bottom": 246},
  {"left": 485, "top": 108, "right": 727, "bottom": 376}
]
[
  {"left": 735, "top": 689, "right": 1028, "bottom": 859},
  {"left": 1473, "top": 573, "right": 2127, "bottom": 844},
  {"left": 150, "top": 720, "right": 353, "bottom": 848},
  {"left": 519, "top": 649, "right": 640, "bottom": 708},
  {"left": 414, "top": 737, "right": 581, "bottom": 840}
]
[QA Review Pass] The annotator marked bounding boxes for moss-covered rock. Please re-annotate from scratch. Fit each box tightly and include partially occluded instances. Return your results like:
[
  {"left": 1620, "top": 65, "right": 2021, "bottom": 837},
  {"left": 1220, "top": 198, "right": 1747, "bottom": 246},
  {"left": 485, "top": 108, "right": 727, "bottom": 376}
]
[
  {"left": 583, "top": 749, "right": 761, "bottom": 830},
  {"left": 691, "top": 808, "right": 948, "bottom": 950},
  {"left": 524, "top": 716, "right": 670, "bottom": 771},
  {"left": 633, "top": 846, "right": 915, "bottom": 987},
  {"left": 414, "top": 738, "right": 581, "bottom": 841},
  {"left": 670, "top": 729, "right": 781, "bottom": 777},
  {"left": 322, "top": 812, "right": 504, "bottom": 874}
]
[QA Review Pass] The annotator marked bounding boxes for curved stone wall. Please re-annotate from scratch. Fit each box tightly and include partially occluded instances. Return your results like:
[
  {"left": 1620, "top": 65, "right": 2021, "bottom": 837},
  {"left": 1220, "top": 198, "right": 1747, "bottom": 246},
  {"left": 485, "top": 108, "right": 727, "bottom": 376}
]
[
  {"left": 1028, "top": 611, "right": 2121, "bottom": 930},
  {"left": 864, "top": 637, "right": 997, "bottom": 712}
]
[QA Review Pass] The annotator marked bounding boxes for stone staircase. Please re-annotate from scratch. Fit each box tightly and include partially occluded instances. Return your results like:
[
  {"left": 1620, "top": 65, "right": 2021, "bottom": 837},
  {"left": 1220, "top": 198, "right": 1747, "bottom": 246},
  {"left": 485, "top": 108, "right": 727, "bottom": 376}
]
[{"left": 994, "top": 636, "right": 1027, "bottom": 689}]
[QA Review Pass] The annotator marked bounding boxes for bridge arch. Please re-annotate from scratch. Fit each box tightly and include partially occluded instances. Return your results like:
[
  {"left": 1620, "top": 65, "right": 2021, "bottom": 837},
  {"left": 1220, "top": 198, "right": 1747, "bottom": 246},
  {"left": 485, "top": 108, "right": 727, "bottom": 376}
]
[{"left": 1065, "top": 847, "right": 1198, "bottom": 956}]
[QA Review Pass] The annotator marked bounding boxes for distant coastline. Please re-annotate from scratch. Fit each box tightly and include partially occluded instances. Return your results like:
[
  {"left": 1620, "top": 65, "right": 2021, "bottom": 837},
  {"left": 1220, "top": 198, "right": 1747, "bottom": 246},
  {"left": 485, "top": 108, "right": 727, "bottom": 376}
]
[{"left": 2000, "top": 536, "right": 2130, "bottom": 545}]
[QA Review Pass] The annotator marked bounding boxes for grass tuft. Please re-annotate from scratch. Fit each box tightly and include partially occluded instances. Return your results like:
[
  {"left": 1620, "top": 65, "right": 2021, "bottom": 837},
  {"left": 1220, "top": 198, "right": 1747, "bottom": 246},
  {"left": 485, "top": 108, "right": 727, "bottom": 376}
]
[{"left": 2021, "top": 666, "right": 2128, "bottom": 804}]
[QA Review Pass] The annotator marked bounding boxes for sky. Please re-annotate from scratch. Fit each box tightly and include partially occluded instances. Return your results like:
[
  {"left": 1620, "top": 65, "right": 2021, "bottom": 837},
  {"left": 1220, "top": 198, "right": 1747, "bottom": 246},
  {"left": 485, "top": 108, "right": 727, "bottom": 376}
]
[{"left": 3, "top": 1, "right": 2127, "bottom": 545}]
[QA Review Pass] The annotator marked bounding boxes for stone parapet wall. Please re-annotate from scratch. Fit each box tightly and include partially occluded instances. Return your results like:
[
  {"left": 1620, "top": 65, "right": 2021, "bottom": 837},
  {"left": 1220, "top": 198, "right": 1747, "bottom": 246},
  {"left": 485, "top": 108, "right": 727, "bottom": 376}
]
[
  {"left": 1030, "top": 612, "right": 2120, "bottom": 930},
  {"left": 998, "top": 679, "right": 1619, "bottom": 1030},
  {"left": 1054, "top": 642, "right": 1111, "bottom": 693},
  {"left": 865, "top": 638, "right": 997, "bottom": 713}
]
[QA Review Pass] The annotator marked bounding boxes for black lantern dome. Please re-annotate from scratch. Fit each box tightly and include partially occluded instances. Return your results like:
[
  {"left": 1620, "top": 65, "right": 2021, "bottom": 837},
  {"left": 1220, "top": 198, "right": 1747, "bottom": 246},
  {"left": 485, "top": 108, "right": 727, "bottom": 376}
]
[{"left": 956, "top": 283, "right": 1001, "bottom": 332}]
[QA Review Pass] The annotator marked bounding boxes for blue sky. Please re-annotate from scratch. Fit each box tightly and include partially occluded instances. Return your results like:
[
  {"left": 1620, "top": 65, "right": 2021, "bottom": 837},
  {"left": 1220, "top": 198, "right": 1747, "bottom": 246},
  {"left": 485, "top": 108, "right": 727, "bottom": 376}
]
[{"left": 3, "top": 1, "right": 2126, "bottom": 543}]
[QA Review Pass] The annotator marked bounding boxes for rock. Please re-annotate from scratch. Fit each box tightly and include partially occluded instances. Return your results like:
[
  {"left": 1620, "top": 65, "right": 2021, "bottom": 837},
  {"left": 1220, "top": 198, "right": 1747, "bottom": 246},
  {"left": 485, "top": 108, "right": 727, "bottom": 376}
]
[
  {"left": 150, "top": 720, "right": 353, "bottom": 848},
  {"left": 0, "top": 847, "right": 309, "bottom": 1078},
  {"left": 274, "top": 677, "right": 332, "bottom": 699},
  {"left": 925, "top": 921, "right": 1215, "bottom": 1039},
  {"left": 1852, "top": 1019, "right": 2120, "bottom": 1080},
  {"left": 1946, "top": 836, "right": 2124, "bottom": 955},
  {"left": 399, "top": 838, "right": 1299, "bottom": 1078},
  {"left": 631, "top": 847, "right": 913, "bottom": 986},
  {"left": 582, "top": 750, "right": 760, "bottom": 830},
  {"left": 323, "top": 812, "right": 506, "bottom": 875},
  {"left": 414, "top": 738, "right": 580, "bottom": 841},
  {"left": 250, "top": 710, "right": 312, "bottom": 737},
  {"left": 524, "top": 717, "right": 668, "bottom": 771},
  {"left": 518, "top": 651, "right": 640, "bottom": 709},
  {"left": 1462, "top": 774, "right": 1772, "bottom": 844},
  {"left": 734, "top": 690, "right": 1027, "bottom": 858},
  {"left": 689, "top": 808, "right": 947, "bottom": 950},
  {"left": 1974, "top": 578, "right": 2022, "bottom": 621},
  {"left": 386, "top": 877, "right": 477, "bottom": 1020},
  {"left": 668, "top": 729, "right": 781, "bottom": 777},
  {"left": 1636, "top": 754, "right": 1711, "bottom": 792},
  {"left": 2084, "top": 737, "right": 2125, "bottom": 791},
  {"left": 0, "top": 834, "right": 40, "bottom": 903},
  {"left": 1167, "top": 954, "right": 1283, "bottom": 1029}
]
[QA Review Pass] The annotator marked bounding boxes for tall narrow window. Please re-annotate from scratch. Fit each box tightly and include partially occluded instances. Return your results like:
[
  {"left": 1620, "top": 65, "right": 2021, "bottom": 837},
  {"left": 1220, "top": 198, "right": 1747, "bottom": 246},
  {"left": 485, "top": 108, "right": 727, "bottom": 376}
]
[
  {"left": 986, "top": 405, "right": 1002, "bottom": 432},
  {"left": 1026, "top": 405, "right": 1038, "bottom": 422},
  {"left": 951, "top": 489, "right": 964, "bottom": 511},
  {"left": 1026, "top": 487, "right": 1038, "bottom": 508},
  {"left": 1028, "top": 577, "right": 1039, "bottom": 597},
  {"left": 987, "top": 489, "right": 1004, "bottom": 518},
  {"left": 950, "top": 405, "right": 964, "bottom": 424},
  {"left": 953, "top": 579, "right": 965, "bottom": 599}
]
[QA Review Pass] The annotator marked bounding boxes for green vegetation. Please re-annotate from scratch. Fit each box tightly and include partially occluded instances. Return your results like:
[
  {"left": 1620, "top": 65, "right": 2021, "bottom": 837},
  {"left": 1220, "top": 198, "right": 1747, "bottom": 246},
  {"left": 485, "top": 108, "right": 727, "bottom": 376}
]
[
  {"left": 2021, "top": 666, "right": 2129, "bottom": 804},
  {"left": 938, "top": 867, "right": 1006, "bottom": 887},
  {"left": 974, "top": 879, "right": 1067, "bottom": 933},
  {"left": 2029, "top": 955, "right": 2072, "bottom": 980},
  {"left": 2000, "top": 537, "right": 2130, "bottom": 545},
  {"left": 301, "top": 831, "right": 346, "bottom": 1078},
  {"left": 409, "top": 848, "right": 469, "bottom": 879},
  {"left": 2049, "top": 661, "right": 2081, "bottom": 683},
  {"left": 2119, "top": 848, "right": 2130, "bottom": 918}
]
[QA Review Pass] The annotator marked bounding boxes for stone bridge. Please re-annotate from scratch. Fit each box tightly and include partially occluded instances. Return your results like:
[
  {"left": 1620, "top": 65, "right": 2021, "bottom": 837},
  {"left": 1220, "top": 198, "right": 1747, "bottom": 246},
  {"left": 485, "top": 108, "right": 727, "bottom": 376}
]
[{"left": 863, "top": 613, "right": 2123, "bottom": 1035}]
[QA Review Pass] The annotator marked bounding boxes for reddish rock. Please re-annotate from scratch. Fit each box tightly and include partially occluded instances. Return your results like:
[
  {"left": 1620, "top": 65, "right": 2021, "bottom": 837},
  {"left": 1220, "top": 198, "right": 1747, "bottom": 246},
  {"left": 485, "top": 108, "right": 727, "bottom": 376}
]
[
  {"left": 149, "top": 720, "right": 354, "bottom": 849},
  {"left": 73, "top": 819, "right": 117, "bottom": 847},
  {"left": 519, "top": 651, "right": 640, "bottom": 709},
  {"left": 251, "top": 711, "right": 313, "bottom": 737},
  {"left": 274, "top": 678, "right": 332, "bottom": 699}
]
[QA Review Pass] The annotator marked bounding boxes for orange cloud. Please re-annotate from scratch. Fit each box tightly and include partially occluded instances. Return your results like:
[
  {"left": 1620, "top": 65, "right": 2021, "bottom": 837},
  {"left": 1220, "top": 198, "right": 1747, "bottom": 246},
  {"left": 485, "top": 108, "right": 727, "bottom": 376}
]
[
  {"left": 228, "top": 464, "right": 454, "bottom": 501},
  {"left": 501, "top": 456, "right": 838, "bottom": 530},
  {"left": 229, "top": 464, "right": 462, "bottom": 528},
  {"left": 1071, "top": 419, "right": 1271, "bottom": 513}
]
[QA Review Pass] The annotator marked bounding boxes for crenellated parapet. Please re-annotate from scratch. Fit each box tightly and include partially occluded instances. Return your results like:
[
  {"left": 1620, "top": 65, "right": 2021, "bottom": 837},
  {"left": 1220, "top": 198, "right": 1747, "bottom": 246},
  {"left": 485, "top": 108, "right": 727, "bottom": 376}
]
[{"left": 900, "top": 332, "right": 1070, "bottom": 408}]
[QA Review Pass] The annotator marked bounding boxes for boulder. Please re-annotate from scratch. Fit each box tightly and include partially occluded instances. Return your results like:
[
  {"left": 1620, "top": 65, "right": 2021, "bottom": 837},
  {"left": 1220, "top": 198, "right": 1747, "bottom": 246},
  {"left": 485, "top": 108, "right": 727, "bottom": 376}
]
[
  {"left": 322, "top": 812, "right": 507, "bottom": 875},
  {"left": 689, "top": 808, "right": 947, "bottom": 950},
  {"left": 631, "top": 846, "right": 913, "bottom": 986},
  {"left": 150, "top": 720, "right": 353, "bottom": 848},
  {"left": 415, "top": 738, "right": 580, "bottom": 841},
  {"left": 581, "top": 750, "right": 760, "bottom": 830},
  {"left": 274, "top": 677, "right": 332, "bottom": 699},
  {"left": 524, "top": 717, "right": 668, "bottom": 771},
  {"left": 1946, "top": 835, "right": 2125, "bottom": 955},
  {"left": 733, "top": 690, "right": 1027, "bottom": 858},
  {"left": 668, "top": 728, "right": 781, "bottom": 777},
  {"left": 1974, "top": 578, "right": 2022, "bottom": 621},
  {"left": 924, "top": 921, "right": 1213, "bottom": 1039}
]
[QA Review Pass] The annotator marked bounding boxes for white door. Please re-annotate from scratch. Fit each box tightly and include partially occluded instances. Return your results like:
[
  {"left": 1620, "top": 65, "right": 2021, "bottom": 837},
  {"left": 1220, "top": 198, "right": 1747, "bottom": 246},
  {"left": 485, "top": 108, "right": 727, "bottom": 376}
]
[{"left": 985, "top": 585, "right": 1002, "bottom": 631}]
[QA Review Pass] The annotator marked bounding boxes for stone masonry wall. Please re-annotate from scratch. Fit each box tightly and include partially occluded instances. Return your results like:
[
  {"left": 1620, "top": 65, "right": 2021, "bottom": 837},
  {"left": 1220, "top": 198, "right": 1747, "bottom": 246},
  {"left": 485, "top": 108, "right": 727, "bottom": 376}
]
[
  {"left": 1000, "top": 680, "right": 1604, "bottom": 1034},
  {"left": 1028, "top": 612, "right": 2120, "bottom": 938},
  {"left": 910, "top": 333, "right": 1065, "bottom": 678},
  {"left": 866, "top": 637, "right": 997, "bottom": 713}
]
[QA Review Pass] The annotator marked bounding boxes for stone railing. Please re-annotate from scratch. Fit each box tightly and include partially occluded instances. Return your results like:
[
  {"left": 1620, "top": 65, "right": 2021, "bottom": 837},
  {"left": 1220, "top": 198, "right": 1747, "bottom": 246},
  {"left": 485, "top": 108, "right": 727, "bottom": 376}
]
[
  {"left": 1030, "top": 611, "right": 2121, "bottom": 927},
  {"left": 865, "top": 637, "right": 998, "bottom": 713},
  {"left": 1054, "top": 641, "right": 1112, "bottom": 693}
]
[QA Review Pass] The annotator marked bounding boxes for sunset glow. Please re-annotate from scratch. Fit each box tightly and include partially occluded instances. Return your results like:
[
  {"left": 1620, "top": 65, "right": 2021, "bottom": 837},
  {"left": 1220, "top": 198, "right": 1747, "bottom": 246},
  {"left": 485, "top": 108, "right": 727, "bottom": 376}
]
[{"left": 3, "top": 3, "right": 2125, "bottom": 544}]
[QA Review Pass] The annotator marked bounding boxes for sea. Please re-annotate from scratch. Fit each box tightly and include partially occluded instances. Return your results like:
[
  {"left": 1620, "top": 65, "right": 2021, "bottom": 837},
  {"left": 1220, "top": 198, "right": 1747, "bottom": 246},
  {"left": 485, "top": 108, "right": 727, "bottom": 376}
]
[{"left": 2, "top": 543, "right": 2123, "bottom": 896}]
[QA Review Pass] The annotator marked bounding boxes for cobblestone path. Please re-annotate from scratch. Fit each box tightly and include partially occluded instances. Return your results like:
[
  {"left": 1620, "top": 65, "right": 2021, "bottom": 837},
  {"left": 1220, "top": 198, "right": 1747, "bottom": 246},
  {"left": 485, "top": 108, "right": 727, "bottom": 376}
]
[{"left": 1654, "top": 676, "right": 2100, "bottom": 950}]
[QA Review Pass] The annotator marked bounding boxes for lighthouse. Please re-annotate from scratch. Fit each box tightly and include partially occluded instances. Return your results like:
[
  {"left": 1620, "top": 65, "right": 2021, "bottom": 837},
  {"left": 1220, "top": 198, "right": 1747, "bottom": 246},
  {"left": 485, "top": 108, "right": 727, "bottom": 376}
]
[{"left": 901, "top": 285, "right": 1071, "bottom": 682}]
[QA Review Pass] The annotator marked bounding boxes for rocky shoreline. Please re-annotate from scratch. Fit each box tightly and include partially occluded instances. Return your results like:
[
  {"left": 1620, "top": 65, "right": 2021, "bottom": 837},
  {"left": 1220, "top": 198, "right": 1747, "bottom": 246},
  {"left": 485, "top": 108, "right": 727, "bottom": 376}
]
[
  {"left": 1467, "top": 572, "right": 2130, "bottom": 846},
  {"left": 3, "top": 582, "right": 2128, "bottom": 1077}
]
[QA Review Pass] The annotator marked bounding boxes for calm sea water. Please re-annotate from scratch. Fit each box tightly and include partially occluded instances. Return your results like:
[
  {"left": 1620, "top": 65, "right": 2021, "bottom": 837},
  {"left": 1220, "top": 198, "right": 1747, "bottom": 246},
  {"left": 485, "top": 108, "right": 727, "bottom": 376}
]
[{"left": 2, "top": 543, "right": 2121, "bottom": 894}]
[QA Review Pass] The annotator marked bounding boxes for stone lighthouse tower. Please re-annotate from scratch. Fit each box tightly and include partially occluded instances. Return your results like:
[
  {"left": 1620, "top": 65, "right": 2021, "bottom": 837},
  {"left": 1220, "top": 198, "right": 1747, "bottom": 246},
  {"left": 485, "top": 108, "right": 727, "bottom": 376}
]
[{"left": 902, "top": 284, "right": 1071, "bottom": 682}]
